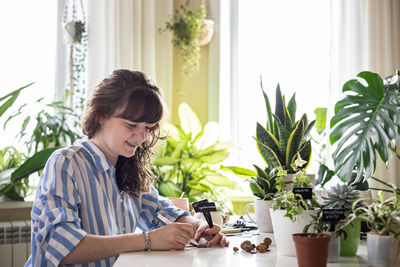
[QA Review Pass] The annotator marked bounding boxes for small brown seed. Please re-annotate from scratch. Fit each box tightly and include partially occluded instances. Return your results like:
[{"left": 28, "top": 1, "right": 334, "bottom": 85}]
[
  {"left": 233, "top": 247, "right": 239, "bottom": 252},
  {"left": 258, "top": 246, "right": 267, "bottom": 253},
  {"left": 240, "top": 240, "right": 251, "bottom": 249},
  {"left": 263, "top": 237, "right": 272, "bottom": 246},
  {"left": 243, "top": 243, "right": 253, "bottom": 252}
]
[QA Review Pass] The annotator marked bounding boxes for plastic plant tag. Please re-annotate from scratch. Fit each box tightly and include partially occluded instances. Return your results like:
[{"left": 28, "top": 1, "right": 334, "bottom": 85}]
[{"left": 293, "top": 188, "right": 313, "bottom": 200}]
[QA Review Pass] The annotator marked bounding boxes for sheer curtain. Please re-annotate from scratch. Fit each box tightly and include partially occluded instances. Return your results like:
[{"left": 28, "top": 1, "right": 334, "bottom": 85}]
[
  {"left": 330, "top": 0, "right": 400, "bottom": 187},
  {"left": 86, "top": 0, "right": 174, "bottom": 110}
]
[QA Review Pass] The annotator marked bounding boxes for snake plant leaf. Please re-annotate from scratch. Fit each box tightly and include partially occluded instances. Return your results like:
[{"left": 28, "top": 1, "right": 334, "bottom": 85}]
[
  {"left": 286, "top": 118, "right": 305, "bottom": 166},
  {"left": 330, "top": 71, "right": 400, "bottom": 182},
  {"left": 179, "top": 102, "right": 202, "bottom": 141},
  {"left": 250, "top": 181, "right": 264, "bottom": 196},
  {"left": 253, "top": 164, "right": 268, "bottom": 179},
  {"left": 255, "top": 138, "right": 281, "bottom": 169},
  {"left": 275, "top": 84, "right": 293, "bottom": 132},
  {"left": 287, "top": 93, "right": 297, "bottom": 126},
  {"left": 10, "top": 146, "right": 61, "bottom": 182},
  {"left": 220, "top": 166, "right": 257, "bottom": 177},
  {"left": 256, "top": 122, "right": 280, "bottom": 158},
  {"left": 261, "top": 77, "right": 275, "bottom": 134},
  {"left": 273, "top": 114, "right": 290, "bottom": 165}
]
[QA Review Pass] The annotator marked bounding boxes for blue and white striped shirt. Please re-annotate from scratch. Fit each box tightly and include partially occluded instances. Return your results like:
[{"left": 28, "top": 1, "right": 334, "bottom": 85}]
[{"left": 25, "top": 140, "right": 188, "bottom": 267}]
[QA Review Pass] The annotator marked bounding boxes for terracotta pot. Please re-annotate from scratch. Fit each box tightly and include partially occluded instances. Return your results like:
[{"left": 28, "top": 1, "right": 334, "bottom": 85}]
[{"left": 292, "top": 233, "right": 331, "bottom": 267}]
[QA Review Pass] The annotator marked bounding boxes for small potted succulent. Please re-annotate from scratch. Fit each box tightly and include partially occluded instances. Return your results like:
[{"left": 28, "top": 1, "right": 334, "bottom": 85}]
[
  {"left": 321, "top": 183, "right": 361, "bottom": 256},
  {"left": 350, "top": 185, "right": 400, "bottom": 266},
  {"left": 270, "top": 156, "right": 320, "bottom": 256},
  {"left": 244, "top": 166, "right": 279, "bottom": 233}
]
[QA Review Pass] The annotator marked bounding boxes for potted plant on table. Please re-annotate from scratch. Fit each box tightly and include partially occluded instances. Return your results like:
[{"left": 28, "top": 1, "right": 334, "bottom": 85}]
[
  {"left": 270, "top": 156, "right": 321, "bottom": 256},
  {"left": 255, "top": 80, "right": 315, "bottom": 183},
  {"left": 349, "top": 185, "right": 400, "bottom": 266},
  {"left": 321, "top": 183, "right": 362, "bottom": 257},
  {"left": 293, "top": 209, "right": 332, "bottom": 267},
  {"left": 244, "top": 166, "right": 279, "bottom": 233}
]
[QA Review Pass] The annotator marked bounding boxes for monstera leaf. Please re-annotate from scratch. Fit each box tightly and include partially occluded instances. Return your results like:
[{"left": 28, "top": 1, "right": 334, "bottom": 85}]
[{"left": 330, "top": 71, "right": 400, "bottom": 183}]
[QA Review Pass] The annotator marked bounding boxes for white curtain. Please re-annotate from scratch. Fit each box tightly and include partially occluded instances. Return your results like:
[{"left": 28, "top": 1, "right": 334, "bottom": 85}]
[
  {"left": 330, "top": 0, "right": 400, "bottom": 188},
  {"left": 86, "top": 0, "right": 174, "bottom": 111}
]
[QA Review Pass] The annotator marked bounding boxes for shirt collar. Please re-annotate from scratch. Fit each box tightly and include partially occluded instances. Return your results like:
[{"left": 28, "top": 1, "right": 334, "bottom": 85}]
[{"left": 73, "top": 139, "right": 115, "bottom": 173}]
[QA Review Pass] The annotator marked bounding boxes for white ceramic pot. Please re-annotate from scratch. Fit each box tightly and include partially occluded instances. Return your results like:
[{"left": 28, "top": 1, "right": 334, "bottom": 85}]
[
  {"left": 245, "top": 199, "right": 273, "bottom": 233},
  {"left": 327, "top": 233, "right": 340, "bottom": 263},
  {"left": 367, "top": 233, "right": 398, "bottom": 266},
  {"left": 270, "top": 208, "right": 317, "bottom": 256}
]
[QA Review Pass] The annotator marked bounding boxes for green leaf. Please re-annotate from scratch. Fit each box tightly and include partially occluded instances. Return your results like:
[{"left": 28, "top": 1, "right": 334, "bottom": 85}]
[
  {"left": 203, "top": 172, "right": 236, "bottom": 188},
  {"left": 0, "top": 82, "right": 34, "bottom": 118},
  {"left": 314, "top": 107, "right": 327, "bottom": 135},
  {"left": 329, "top": 71, "right": 400, "bottom": 182},
  {"left": 250, "top": 181, "right": 264, "bottom": 196},
  {"left": 220, "top": 166, "right": 256, "bottom": 177},
  {"left": 158, "top": 182, "right": 182, "bottom": 197},
  {"left": 152, "top": 157, "right": 181, "bottom": 166},
  {"left": 199, "top": 150, "right": 229, "bottom": 164},
  {"left": 11, "top": 146, "right": 62, "bottom": 182},
  {"left": 253, "top": 164, "right": 268, "bottom": 179},
  {"left": 315, "top": 164, "right": 335, "bottom": 187},
  {"left": 256, "top": 123, "right": 280, "bottom": 160},
  {"left": 286, "top": 119, "right": 305, "bottom": 167},
  {"left": 255, "top": 138, "right": 282, "bottom": 169},
  {"left": 287, "top": 93, "right": 297, "bottom": 126},
  {"left": 179, "top": 102, "right": 202, "bottom": 141},
  {"left": 194, "top": 121, "right": 219, "bottom": 150},
  {"left": 260, "top": 77, "right": 274, "bottom": 134}
]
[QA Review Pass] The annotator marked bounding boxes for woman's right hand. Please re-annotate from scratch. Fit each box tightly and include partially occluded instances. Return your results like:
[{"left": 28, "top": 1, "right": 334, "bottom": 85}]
[{"left": 148, "top": 222, "right": 194, "bottom": 250}]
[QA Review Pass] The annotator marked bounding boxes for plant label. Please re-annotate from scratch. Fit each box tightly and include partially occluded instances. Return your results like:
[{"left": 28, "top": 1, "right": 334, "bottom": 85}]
[
  {"left": 322, "top": 209, "right": 346, "bottom": 222},
  {"left": 293, "top": 188, "right": 312, "bottom": 200}
]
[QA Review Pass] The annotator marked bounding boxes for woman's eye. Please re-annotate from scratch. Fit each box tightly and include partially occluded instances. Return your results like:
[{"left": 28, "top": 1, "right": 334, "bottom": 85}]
[{"left": 127, "top": 124, "right": 136, "bottom": 128}]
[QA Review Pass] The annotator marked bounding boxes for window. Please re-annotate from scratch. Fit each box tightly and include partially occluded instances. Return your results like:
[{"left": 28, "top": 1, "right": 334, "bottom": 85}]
[
  {"left": 226, "top": 0, "right": 331, "bottom": 175},
  {"left": 0, "top": 0, "right": 57, "bottom": 149}
]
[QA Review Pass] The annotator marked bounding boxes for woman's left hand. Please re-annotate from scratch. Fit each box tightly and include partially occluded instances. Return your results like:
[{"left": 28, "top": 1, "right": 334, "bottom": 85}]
[{"left": 194, "top": 222, "right": 229, "bottom": 247}]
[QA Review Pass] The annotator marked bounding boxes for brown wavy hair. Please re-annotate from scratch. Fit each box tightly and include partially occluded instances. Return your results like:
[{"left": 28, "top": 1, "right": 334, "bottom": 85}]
[{"left": 81, "top": 69, "right": 166, "bottom": 197}]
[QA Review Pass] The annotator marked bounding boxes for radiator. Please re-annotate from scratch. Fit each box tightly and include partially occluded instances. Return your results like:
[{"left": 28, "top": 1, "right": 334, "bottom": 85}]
[{"left": 0, "top": 221, "right": 31, "bottom": 267}]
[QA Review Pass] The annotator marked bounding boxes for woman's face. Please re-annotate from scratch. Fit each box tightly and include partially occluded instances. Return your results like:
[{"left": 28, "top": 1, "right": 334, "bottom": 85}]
[{"left": 91, "top": 114, "right": 157, "bottom": 166}]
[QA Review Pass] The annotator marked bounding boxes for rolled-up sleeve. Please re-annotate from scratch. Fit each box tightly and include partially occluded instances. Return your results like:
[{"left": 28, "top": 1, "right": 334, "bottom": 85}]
[
  {"left": 138, "top": 186, "right": 189, "bottom": 231},
  {"left": 30, "top": 152, "right": 87, "bottom": 266}
]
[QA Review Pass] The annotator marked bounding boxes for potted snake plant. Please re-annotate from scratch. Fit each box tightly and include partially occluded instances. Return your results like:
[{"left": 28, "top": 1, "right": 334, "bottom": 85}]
[
  {"left": 255, "top": 79, "right": 315, "bottom": 185},
  {"left": 244, "top": 166, "right": 279, "bottom": 233}
]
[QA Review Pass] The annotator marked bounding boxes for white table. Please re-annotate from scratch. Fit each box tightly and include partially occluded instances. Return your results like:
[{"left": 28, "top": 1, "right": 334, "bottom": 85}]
[{"left": 113, "top": 233, "right": 372, "bottom": 267}]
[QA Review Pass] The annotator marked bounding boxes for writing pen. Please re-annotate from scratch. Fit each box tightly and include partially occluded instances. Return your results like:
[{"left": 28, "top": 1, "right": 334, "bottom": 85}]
[{"left": 157, "top": 213, "right": 201, "bottom": 247}]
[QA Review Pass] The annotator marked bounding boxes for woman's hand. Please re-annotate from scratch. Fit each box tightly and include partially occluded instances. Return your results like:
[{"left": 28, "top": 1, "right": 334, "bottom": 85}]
[
  {"left": 149, "top": 222, "right": 194, "bottom": 250},
  {"left": 194, "top": 221, "right": 229, "bottom": 248}
]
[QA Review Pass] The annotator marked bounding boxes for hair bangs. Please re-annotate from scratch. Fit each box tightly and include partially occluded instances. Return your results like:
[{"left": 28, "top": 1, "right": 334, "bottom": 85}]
[{"left": 116, "top": 86, "right": 164, "bottom": 123}]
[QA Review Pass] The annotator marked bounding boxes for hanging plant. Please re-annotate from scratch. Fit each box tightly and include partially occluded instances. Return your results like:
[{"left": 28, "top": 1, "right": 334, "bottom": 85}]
[
  {"left": 161, "top": 1, "right": 212, "bottom": 77},
  {"left": 62, "top": 0, "right": 88, "bottom": 131}
]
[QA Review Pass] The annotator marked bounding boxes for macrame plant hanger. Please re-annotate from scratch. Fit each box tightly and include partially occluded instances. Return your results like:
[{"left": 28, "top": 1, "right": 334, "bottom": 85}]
[{"left": 62, "top": 0, "right": 87, "bottom": 109}]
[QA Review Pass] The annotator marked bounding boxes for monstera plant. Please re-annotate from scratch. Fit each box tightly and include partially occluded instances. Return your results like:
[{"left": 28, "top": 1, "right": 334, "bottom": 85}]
[
  {"left": 255, "top": 79, "right": 315, "bottom": 174},
  {"left": 329, "top": 70, "right": 400, "bottom": 183},
  {"left": 152, "top": 102, "right": 242, "bottom": 203}
]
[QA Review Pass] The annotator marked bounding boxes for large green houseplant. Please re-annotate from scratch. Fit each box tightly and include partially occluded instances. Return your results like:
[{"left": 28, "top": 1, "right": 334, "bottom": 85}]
[
  {"left": 0, "top": 86, "right": 82, "bottom": 200},
  {"left": 329, "top": 70, "right": 400, "bottom": 184},
  {"left": 255, "top": 80, "right": 315, "bottom": 174},
  {"left": 152, "top": 102, "right": 241, "bottom": 206}
]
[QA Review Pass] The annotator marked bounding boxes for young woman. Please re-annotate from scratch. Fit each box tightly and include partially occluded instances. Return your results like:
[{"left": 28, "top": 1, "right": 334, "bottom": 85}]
[{"left": 25, "top": 69, "right": 228, "bottom": 267}]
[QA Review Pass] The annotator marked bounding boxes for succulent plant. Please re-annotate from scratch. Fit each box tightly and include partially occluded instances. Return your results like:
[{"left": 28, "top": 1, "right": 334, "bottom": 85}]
[{"left": 322, "top": 183, "right": 360, "bottom": 210}]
